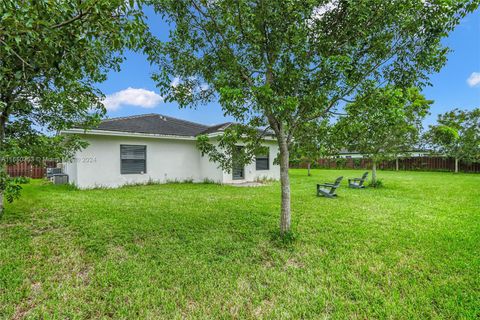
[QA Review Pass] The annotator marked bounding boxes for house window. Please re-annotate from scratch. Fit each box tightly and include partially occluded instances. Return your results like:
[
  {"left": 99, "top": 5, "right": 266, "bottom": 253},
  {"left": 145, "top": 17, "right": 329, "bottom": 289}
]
[
  {"left": 120, "top": 145, "right": 146, "bottom": 174},
  {"left": 256, "top": 147, "right": 269, "bottom": 171}
]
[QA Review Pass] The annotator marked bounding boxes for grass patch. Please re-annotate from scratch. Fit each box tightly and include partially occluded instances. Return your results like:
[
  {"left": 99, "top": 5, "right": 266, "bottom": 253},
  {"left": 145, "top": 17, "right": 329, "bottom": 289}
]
[{"left": 1, "top": 169, "right": 479, "bottom": 319}]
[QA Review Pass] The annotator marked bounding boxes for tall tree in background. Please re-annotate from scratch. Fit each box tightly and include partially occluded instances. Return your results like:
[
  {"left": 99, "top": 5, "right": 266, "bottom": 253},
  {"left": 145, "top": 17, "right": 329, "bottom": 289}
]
[
  {"left": 291, "top": 119, "right": 336, "bottom": 176},
  {"left": 147, "top": 0, "right": 478, "bottom": 235},
  {"left": 0, "top": 0, "right": 147, "bottom": 215},
  {"left": 335, "top": 86, "right": 431, "bottom": 185},
  {"left": 425, "top": 108, "right": 480, "bottom": 173}
]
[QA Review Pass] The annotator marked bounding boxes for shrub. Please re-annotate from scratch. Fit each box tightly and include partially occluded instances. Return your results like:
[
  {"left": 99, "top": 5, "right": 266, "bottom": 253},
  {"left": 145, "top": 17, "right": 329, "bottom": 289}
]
[
  {"left": 336, "top": 158, "right": 347, "bottom": 169},
  {"left": 254, "top": 176, "right": 276, "bottom": 184},
  {"left": 368, "top": 179, "right": 384, "bottom": 188},
  {"left": 13, "top": 176, "right": 30, "bottom": 184},
  {"left": 353, "top": 158, "right": 362, "bottom": 169},
  {"left": 166, "top": 178, "right": 194, "bottom": 184},
  {"left": 202, "top": 178, "right": 218, "bottom": 184}
]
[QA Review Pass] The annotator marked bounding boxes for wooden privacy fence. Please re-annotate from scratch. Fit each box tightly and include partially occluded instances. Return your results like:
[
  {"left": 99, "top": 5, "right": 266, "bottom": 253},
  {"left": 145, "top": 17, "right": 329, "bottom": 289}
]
[
  {"left": 291, "top": 157, "right": 480, "bottom": 173},
  {"left": 6, "top": 161, "right": 57, "bottom": 178}
]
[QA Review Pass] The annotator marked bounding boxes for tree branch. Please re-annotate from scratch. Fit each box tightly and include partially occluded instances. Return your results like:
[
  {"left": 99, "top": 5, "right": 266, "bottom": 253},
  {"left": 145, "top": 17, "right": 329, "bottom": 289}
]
[
  {"left": 50, "top": 8, "right": 91, "bottom": 29},
  {"left": 0, "top": 39, "right": 34, "bottom": 70}
]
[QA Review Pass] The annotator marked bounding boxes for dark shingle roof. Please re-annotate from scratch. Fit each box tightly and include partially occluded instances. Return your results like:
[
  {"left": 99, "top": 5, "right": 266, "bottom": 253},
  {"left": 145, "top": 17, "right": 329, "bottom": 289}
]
[
  {"left": 200, "top": 122, "right": 275, "bottom": 137},
  {"left": 95, "top": 114, "right": 227, "bottom": 137},
  {"left": 198, "top": 122, "right": 233, "bottom": 135}
]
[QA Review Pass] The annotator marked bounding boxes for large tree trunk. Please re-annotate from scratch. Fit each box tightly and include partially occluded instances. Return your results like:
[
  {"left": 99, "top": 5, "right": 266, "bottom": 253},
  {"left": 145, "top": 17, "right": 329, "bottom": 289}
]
[
  {"left": 264, "top": 66, "right": 291, "bottom": 234},
  {"left": 267, "top": 111, "right": 292, "bottom": 235},
  {"left": 372, "top": 160, "right": 377, "bottom": 185},
  {"left": 0, "top": 191, "right": 3, "bottom": 218},
  {"left": 395, "top": 157, "right": 399, "bottom": 171},
  {"left": 0, "top": 114, "right": 5, "bottom": 217},
  {"left": 278, "top": 132, "right": 291, "bottom": 235},
  {"left": 454, "top": 157, "right": 459, "bottom": 173},
  {"left": 307, "top": 162, "right": 311, "bottom": 176}
]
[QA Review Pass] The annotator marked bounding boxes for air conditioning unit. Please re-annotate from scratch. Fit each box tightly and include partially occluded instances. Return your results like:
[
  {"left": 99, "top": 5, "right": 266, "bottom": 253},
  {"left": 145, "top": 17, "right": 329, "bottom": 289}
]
[
  {"left": 52, "top": 174, "right": 69, "bottom": 185},
  {"left": 46, "top": 167, "right": 62, "bottom": 179}
]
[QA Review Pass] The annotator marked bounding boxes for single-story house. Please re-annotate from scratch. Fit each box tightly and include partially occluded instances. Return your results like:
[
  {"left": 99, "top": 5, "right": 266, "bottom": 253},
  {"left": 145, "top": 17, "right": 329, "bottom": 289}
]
[{"left": 62, "top": 113, "right": 280, "bottom": 189}]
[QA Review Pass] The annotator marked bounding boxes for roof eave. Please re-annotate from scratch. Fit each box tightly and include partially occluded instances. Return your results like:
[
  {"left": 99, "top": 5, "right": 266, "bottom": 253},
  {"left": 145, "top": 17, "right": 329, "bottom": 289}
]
[
  {"left": 61, "top": 128, "right": 277, "bottom": 142},
  {"left": 61, "top": 128, "right": 197, "bottom": 141},
  {"left": 202, "top": 131, "right": 277, "bottom": 141}
]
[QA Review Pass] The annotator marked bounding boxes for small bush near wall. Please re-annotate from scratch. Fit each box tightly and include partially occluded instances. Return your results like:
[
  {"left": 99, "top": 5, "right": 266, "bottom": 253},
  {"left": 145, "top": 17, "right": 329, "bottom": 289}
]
[
  {"left": 202, "top": 178, "right": 218, "bottom": 184},
  {"left": 12, "top": 177, "right": 30, "bottom": 184}
]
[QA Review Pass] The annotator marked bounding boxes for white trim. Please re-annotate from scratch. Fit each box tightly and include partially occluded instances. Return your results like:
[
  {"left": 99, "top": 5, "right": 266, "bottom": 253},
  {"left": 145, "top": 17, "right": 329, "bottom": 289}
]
[
  {"left": 61, "top": 129, "right": 197, "bottom": 141},
  {"left": 61, "top": 128, "right": 278, "bottom": 141},
  {"left": 203, "top": 131, "right": 276, "bottom": 141}
]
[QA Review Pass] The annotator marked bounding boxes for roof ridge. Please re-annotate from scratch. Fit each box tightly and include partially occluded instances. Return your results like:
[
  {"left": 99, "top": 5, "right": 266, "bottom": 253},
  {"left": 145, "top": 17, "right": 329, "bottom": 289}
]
[
  {"left": 95, "top": 113, "right": 241, "bottom": 137},
  {"left": 219, "top": 122, "right": 233, "bottom": 130},
  {"left": 102, "top": 113, "right": 209, "bottom": 129},
  {"left": 102, "top": 113, "right": 159, "bottom": 122},
  {"left": 161, "top": 114, "right": 209, "bottom": 128},
  {"left": 196, "top": 122, "right": 235, "bottom": 135},
  {"left": 206, "top": 122, "right": 234, "bottom": 130}
]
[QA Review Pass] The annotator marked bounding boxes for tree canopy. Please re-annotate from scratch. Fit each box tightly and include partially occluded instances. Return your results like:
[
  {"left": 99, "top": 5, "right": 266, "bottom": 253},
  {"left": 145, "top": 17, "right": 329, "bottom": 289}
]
[
  {"left": 290, "top": 119, "right": 336, "bottom": 176},
  {"left": 0, "top": 0, "right": 147, "bottom": 212},
  {"left": 425, "top": 108, "right": 480, "bottom": 172},
  {"left": 147, "top": 0, "right": 479, "bottom": 234},
  {"left": 334, "top": 86, "right": 432, "bottom": 184}
]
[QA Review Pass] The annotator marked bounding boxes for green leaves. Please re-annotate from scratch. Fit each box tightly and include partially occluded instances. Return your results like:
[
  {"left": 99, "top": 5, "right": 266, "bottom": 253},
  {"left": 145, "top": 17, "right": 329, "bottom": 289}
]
[
  {"left": 0, "top": 0, "right": 148, "bottom": 111},
  {"left": 0, "top": 0, "right": 148, "bottom": 202},
  {"left": 426, "top": 108, "right": 480, "bottom": 163},
  {"left": 334, "top": 85, "right": 432, "bottom": 161},
  {"left": 291, "top": 118, "right": 337, "bottom": 165},
  {"left": 147, "top": 0, "right": 477, "bottom": 134},
  {"left": 0, "top": 172, "right": 22, "bottom": 205},
  {"left": 430, "top": 125, "right": 459, "bottom": 145},
  {"left": 196, "top": 124, "right": 271, "bottom": 172}
]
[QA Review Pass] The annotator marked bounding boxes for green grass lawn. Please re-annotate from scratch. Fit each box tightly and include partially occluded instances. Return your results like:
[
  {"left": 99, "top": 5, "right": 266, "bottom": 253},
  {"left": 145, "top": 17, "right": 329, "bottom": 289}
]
[{"left": 1, "top": 169, "right": 479, "bottom": 319}]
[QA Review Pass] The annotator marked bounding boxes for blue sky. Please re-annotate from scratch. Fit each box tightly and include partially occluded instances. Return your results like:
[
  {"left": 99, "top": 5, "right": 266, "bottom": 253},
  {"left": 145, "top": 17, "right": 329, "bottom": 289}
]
[{"left": 97, "top": 8, "right": 480, "bottom": 127}]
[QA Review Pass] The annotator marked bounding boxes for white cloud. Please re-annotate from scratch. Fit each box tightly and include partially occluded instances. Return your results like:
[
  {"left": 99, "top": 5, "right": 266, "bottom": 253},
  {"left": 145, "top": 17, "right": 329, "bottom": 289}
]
[
  {"left": 467, "top": 72, "right": 480, "bottom": 87},
  {"left": 103, "top": 87, "right": 163, "bottom": 111},
  {"left": 171, "top": 77, "right": 180, "bottom": 87},
  {"left": 313, "top": 0, "right": 338, "bottom": 18},
  {"left": 308, "top": 0, "right": 339, "bottom": 26}
]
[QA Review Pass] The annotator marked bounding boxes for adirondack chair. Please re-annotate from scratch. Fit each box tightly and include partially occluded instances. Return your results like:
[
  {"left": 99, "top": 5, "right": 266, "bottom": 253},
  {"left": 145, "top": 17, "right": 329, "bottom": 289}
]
[
  {"left": 348, "top": 172, "right": 368, "bottom": 189},
  {"left": 317, "top": 176, "right": 343, "bottom": 198}
]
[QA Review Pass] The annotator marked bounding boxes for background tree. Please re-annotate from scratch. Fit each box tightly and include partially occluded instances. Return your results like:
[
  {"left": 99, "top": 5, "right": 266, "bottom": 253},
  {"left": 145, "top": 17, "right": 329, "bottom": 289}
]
[
  {"left": 335, "top": 86, "right": 432, "bottom": 185},
  {"left": 147, "top": 0, "right": 477, "bottom": 235},
  {"left": 290, "top": 119, "right": 336, "bottom": 176},
  {"left": 425, "top": 108, "right": 480, "bottom": 173},
  {"left": 0, "top": 0, "right": 147, "bottom": 215}
]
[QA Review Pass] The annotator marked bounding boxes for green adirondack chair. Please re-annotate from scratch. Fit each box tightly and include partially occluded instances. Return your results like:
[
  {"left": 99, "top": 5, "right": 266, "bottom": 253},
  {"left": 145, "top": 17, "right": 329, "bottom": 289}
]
[
  {"left": 317, "top": 176, "right": 343, "bottom": 198},
  {"left": 348, "top": 172, "right": 368, "bottom": 189}
]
